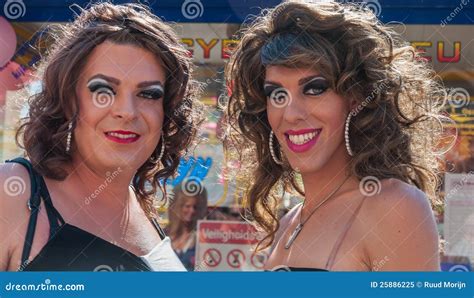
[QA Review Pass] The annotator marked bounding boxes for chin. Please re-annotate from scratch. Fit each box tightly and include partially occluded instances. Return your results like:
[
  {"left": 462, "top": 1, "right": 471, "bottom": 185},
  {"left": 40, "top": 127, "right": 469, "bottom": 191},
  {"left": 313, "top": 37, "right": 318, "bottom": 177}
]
[
  {"left": 287, "top": 156, "right": 326, "bottom": 174},
  {"left": 291, "top": 164, "right": 323, "bottom": 175},
  {"left": 97, "top": 152, "right": 139, "bottom": 171}
]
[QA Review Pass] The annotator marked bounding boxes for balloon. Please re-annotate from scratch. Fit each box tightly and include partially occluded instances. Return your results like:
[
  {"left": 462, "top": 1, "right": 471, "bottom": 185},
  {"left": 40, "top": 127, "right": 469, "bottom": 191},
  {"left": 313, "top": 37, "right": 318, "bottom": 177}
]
[
  {"left": 0, "top": 17, "right": 17, "bottom": 67},
  {"left": 0, "top": 89, "right": 6, "bottom": 105}
]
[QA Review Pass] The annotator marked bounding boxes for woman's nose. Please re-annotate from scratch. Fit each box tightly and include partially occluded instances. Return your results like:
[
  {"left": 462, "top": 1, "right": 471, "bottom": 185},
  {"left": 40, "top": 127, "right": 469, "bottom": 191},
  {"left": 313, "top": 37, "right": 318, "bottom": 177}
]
[
  {"left": 110, "top": 92, "right": 138, "bottom": 121},
  {"left": 282, "top": 91, "right": 307, "bottom": 124}
]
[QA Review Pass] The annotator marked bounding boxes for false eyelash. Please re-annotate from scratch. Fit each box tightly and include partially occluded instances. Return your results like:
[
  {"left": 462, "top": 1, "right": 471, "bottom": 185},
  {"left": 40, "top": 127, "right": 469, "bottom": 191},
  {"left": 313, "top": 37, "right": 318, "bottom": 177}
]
[
  {"left": 303, "top": 77, "right": 329, "bottom": 95},
  {"left": 139, "top": 86, "right": 164, "bottom": 100},
  {"left": 263, "top": 84, "right": 282, "bottom": 97}
]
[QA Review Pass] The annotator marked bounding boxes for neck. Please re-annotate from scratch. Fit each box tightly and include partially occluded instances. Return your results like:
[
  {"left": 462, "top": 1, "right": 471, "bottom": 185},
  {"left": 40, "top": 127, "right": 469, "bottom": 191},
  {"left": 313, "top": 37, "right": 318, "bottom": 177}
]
[
  {"left": 64, "top": 156, "right": 135, "bottom": 213},
  {"left": 300, "top": 144, "right": 354, "bottom": 219},
  {"left": 181, "top": 221, "right": 193, "bottom": 233},
  {"left": 172, "top": 222, "right": 193, "bottom": 238}
]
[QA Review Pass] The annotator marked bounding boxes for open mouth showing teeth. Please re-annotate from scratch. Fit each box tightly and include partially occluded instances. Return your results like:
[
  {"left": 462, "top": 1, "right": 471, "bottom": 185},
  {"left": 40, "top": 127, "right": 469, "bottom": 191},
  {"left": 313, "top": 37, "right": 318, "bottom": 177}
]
[
  {"left": 286, "top": 129, "right": 321, "bottom": 145},
  {"left": 105, "top": 132, "right": 139, "bottom": 139}
]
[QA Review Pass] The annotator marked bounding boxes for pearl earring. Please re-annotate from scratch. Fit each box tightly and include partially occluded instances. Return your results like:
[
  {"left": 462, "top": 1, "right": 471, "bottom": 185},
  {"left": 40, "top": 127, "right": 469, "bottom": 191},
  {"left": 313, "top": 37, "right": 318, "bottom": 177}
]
[
  {"left": 345, "top": 112, "right": 354, "bottom": 157},
  {"left": 269, "top": 131, "right": 283, "bottom": 165},
  {"left": 150, "top": 135, "right": 165, "bottom": 164},
  {"left": 66, "top": 122, "right": 73, "bottom": 153}
]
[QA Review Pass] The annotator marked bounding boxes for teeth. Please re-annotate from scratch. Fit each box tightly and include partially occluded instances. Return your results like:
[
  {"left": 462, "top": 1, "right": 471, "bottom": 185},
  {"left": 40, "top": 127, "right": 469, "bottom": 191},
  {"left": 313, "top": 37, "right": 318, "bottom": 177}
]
[
  {"left": 107, "top": 132, "right": 138, "bottom": 139},
  {"left": 288, "top": 131, "right": 319, "bottom": 145}
]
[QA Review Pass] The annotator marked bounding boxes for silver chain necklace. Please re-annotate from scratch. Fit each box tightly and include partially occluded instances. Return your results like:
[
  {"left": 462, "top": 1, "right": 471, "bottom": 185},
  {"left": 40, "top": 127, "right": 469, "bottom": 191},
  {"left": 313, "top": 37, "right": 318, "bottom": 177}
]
[{"left": 284, "top": 176, "right": 350, "bottom": 249}]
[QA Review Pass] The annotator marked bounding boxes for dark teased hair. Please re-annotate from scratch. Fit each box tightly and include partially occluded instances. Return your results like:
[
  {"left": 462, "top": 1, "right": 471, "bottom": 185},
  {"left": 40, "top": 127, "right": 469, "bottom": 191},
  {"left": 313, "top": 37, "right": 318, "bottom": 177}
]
[
  {"left": 16, "top": 2, "right": 205, "bottom": 217},
  {"left": 225, "top": 1, "right": 447, "bottom": 250}
]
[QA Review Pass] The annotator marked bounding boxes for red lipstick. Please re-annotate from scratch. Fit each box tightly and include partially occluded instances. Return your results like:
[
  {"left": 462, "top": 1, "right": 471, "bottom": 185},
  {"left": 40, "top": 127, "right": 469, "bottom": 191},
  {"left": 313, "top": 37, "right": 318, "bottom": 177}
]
[{"left": 104, "top": 130, "right": 141, "bottom": 144}]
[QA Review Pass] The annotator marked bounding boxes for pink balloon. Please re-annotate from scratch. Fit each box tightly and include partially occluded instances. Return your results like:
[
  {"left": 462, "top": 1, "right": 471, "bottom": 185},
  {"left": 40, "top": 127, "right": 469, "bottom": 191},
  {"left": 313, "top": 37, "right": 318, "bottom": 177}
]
[
  {"left": 0, "top": 89, "right": 6, "bottom": 105},
  {"left": 0, "top": 17, "right": 17, "bottom": 67},
  {"left": 0, "top": 61, "right": 32, "bottom": 91}
]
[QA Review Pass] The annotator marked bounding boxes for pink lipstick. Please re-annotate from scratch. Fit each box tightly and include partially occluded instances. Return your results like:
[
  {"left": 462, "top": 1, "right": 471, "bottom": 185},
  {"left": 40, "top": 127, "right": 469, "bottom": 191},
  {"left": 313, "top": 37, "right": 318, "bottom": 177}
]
[{"left": 284, "top": 128, "right": 322, "bottom": 153}]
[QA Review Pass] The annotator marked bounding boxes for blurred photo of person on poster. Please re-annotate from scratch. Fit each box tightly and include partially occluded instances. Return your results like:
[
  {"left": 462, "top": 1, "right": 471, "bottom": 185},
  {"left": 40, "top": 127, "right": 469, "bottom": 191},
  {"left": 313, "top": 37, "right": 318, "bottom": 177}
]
[{"left": 167, "top": 183, "right": 208, "bottom": 271}]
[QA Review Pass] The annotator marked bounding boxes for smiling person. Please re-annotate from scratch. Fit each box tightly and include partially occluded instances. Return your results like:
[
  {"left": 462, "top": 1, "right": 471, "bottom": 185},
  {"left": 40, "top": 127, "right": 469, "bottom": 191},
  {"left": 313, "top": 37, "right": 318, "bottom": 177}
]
[
  {"left": 167, "top": 183, "right": 208, "bottom": 271},
  {"left": 0, "top": 3, "right": 203, "bottom": 271},
  {"left": 225, "top": 1, "right": 445, "bottom": 271}
]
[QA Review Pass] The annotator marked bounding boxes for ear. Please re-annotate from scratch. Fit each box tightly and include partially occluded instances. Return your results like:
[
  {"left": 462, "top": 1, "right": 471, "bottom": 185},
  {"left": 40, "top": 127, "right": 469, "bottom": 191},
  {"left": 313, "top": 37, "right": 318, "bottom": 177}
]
[{"left": 348, "top": 98, "right": 359, "bottom": 111}]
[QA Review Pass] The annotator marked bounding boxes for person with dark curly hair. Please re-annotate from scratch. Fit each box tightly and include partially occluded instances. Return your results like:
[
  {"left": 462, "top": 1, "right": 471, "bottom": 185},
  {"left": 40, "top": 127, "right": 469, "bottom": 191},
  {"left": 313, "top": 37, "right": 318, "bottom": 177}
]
[
  {"left": 0, "top": 2, "right": 204, "bottom": 271},
  {"left": 225, "top": 1, "right": 445, "bottom": 271}
]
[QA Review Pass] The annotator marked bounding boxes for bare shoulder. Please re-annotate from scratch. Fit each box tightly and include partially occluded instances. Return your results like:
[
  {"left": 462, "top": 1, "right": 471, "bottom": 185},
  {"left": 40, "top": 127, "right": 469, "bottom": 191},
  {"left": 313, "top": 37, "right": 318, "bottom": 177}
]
[
  {"left": 0, "top": 161, "right": 32, "bottom": 230},
  {"left": 360, "top": 178, "right": 440, "bottom": 271},
  {"left": 0, "top": 161, "right": 32, "bottom": 208},
  {"left": 0, "top": 162, "right": 32, "bottom": 270},
  {"left": 363, "top": 178, "right": 434, "bottom": 221}
]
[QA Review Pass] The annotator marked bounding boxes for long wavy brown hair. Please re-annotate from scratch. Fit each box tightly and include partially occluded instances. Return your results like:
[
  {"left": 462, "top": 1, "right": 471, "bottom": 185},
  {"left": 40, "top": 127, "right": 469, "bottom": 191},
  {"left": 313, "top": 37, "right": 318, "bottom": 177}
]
[
  {"left": 15, "top": 2, "right": 204, "bottom": 217},
  {"left": 225, "top": 1, "right": 447, "bottom": 250},
  {"left": 167, "top": 183, "right": 208, "bottom": 239}
]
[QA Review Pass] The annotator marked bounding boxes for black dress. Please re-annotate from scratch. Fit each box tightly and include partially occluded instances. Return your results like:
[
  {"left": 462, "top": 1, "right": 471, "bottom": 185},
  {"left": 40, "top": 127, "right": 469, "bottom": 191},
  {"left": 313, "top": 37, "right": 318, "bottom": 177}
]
[{"left": 6, "top": 157, "right": 184, "bottom": 271}]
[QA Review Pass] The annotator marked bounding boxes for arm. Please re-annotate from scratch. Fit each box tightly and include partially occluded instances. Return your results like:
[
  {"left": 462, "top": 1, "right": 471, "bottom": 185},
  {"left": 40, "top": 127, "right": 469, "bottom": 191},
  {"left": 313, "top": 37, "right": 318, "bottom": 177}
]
[
  {"left": 363, "top": 179, "right": 440, "bottom": 271},
  {"left": 0, "top": 163, "right": 31, "bottom": 271}
]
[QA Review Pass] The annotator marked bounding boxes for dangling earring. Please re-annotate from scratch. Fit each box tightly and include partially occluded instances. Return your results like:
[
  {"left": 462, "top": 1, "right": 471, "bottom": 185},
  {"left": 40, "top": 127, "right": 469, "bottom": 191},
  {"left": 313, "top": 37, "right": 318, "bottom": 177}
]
[
  {"left": 150, "top": 135, "right": 165, "bottom": 164},
  {"left": 269, "top": 131, "right": 283, "bottom": 165},
  {"left": 66, "top": 122, "right": 73, "bottom": 153},
  {"left": 345, "top": 112, "right": 354, "bottom": 157}
]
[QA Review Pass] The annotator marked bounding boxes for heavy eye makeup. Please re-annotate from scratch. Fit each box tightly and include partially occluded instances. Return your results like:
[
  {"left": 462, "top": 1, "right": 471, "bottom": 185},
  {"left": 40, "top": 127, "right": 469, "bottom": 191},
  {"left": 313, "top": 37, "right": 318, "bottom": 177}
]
[
  {"left": 87, "top": 78, "right": 116, "bottom": 95},
  {"left": 263, "top": 84, "right": 285, "bottom": 98},
  {"left": 138, "top": 84, "right": 164, "bottom": 100},
  {"left": 302, "top": 76, "right": 329, "bottom": 96},
  {"left": 86, "top": 77, "right": 164, "bottom": 100},
  {"left": 263, "top": 76, "right": 329, "bottom": 99}
]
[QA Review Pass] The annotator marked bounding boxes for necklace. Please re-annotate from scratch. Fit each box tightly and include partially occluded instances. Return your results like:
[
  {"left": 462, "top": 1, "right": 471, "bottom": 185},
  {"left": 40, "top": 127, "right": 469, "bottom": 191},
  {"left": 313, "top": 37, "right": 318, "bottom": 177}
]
[{"left": 284, "top": 176, "right": 350, "bottom": 249}]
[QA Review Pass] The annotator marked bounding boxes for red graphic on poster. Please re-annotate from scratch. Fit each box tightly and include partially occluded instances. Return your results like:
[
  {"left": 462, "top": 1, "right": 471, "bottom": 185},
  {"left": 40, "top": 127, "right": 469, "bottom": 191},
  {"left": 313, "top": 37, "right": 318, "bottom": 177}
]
[
  {"left": 251, "top": 251, "right": 269, "bottom": 269},
  {"left": 203, "top": 248, "right": 221, "bottom": 267},
  {"left": 227, "top": 249, "right": 245, "bottom": 269}
]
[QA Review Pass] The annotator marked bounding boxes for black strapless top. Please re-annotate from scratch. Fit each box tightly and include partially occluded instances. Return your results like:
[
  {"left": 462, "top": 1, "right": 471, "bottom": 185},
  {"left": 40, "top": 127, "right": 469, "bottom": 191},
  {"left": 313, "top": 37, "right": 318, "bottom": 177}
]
[
  {"left": 7, "top": 157, "right": 167, "bottom": 271},
  {"left": 270, "top": 265, "right": 328, "bottom": 272}
]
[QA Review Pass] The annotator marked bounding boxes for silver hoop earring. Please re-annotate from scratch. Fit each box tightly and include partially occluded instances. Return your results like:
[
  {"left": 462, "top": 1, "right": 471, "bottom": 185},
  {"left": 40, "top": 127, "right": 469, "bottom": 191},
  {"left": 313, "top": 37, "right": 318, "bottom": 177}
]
[
  {"left": 345, "top": 112, "right": 354, "bottom": 157},
  {"left": 150, "top": 135, "right": 165, "bottom": 164},
  {"left": 66, "top": 122, "right": 73, "bottom": 153},
  {"left": 269, "top": 131, "right": 283, "bottom": 165}
]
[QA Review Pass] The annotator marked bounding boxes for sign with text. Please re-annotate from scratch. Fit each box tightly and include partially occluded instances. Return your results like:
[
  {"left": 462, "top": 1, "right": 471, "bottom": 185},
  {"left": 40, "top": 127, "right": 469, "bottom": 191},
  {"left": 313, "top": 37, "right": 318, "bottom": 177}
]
[
  {"left": 195, "top": 220, "right": 268, "bottom": 271},
  {"left": 444, "top": 173, "right": 474, "bottom": 263}
]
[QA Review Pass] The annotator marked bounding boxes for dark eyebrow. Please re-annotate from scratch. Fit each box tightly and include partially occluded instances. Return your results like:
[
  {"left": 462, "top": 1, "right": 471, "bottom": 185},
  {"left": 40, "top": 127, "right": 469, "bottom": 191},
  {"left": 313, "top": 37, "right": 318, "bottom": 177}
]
[
  {"left": 88, "top": 74, "right": 120, "bottom": 85},
  {"left": 298, "top": 75, "right": 324, "bottom": 86},
  {"left": 137, "top": 81, "right": 164, "bottom": 88},
  {"left": 264, "top": 75, "right": 324, "bottom": 87}
]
